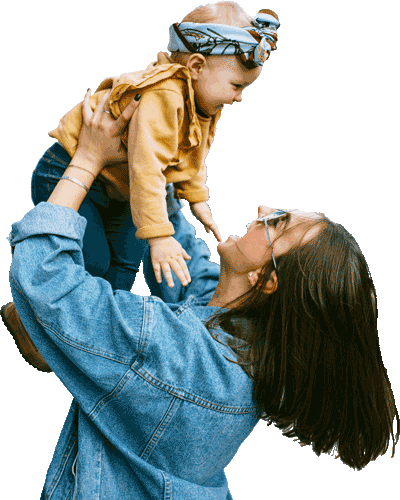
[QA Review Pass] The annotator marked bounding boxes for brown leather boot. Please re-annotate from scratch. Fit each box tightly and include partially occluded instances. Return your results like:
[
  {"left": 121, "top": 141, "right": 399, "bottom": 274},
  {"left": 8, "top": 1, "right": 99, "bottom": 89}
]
[{"left": 1, "top": 302, "right": 52, "bottom": 372}]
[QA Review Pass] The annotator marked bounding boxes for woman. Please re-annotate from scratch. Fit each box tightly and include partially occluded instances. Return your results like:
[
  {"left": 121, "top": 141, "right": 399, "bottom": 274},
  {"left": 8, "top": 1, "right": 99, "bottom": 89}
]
[{"left": 5, "top": 91, "right": 399, "bottom": 499}]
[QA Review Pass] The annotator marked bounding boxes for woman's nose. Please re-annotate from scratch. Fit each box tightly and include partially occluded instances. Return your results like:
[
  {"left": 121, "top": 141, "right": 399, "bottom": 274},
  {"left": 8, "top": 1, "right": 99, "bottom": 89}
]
[{"left": 258, "top": 205, "right": 275, "bottom": 217}]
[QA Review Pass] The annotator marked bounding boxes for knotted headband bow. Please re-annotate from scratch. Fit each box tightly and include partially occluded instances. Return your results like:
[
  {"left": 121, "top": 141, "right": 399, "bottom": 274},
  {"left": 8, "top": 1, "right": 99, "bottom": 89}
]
[{"left": 168, "top": 9, "right": 280, "bottom": 68}]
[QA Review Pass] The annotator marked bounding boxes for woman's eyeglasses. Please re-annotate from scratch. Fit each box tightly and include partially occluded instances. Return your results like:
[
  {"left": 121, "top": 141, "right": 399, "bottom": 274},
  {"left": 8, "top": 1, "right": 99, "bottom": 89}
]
[{"left": 246, "top": 209, "right": 299, "bottom": 271}]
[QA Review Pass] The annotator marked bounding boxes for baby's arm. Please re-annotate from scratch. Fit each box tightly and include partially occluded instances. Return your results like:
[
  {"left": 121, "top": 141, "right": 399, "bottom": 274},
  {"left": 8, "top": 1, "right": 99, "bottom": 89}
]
[
  {"left": 126, "top": 90, "right": 191, "bottom": 287},
  {"left": 126, "top": 90, "right": 180, "bottom": 240}
]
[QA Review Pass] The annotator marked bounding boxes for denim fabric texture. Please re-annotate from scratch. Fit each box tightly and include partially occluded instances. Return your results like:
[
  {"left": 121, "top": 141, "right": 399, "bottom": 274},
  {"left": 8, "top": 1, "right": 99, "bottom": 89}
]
[
  {"left": 31, "top": 142, "right": 148, "bottom": 291},
  {"left": 9, "top": 200, "right": 259, "bottom": 500}
]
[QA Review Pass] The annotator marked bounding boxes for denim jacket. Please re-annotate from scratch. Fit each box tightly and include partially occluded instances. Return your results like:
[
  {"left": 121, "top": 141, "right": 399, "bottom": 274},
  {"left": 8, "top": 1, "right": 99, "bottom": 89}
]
[{"left": 9, "top": 200, "right": 259, "bottom": 500}]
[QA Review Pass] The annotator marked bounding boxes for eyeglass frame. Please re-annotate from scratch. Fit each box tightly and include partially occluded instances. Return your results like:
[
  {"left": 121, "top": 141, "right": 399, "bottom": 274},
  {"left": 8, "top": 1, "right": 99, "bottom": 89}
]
[{"left": 246, "top": 209, "right": 299, "bottom": 272}]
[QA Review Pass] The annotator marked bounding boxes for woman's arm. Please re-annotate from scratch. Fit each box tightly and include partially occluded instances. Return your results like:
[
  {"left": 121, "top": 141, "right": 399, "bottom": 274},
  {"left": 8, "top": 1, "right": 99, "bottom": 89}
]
[
  {"left": 47, "top": 89, "right": 140, "bottom": 210},
  {"left": 47, "top": 154, "right": 95, "bottom": 211}
]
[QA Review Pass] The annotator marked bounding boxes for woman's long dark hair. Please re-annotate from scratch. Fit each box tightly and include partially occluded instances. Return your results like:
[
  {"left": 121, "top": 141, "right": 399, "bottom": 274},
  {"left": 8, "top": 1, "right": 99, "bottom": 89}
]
[{"left": 205, "top": 217, "right": 399, "bottom": 470}]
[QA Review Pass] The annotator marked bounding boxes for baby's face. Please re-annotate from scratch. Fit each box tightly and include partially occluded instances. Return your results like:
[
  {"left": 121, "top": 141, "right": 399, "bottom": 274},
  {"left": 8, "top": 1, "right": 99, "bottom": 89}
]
[{"left": 188, "top": 55, "right": 262, "bottom": 117}]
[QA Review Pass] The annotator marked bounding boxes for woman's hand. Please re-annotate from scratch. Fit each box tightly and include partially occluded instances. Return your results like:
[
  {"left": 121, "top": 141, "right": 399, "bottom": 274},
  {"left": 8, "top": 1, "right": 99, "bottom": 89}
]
[
  {"left": 189, "top": 202, "right": 222, "bottom": 242},
  {"left": 70, "top": 89, "right": 141, "bottom": 178}
]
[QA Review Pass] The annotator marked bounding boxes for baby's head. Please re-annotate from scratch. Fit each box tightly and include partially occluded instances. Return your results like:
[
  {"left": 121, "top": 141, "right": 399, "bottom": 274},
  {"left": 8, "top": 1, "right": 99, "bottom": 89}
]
[{"left": 168, "top": 2, "right": 279, "bottom": 116}]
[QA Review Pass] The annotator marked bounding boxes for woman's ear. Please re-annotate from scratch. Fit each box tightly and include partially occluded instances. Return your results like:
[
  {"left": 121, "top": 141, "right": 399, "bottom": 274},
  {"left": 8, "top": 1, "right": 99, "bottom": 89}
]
[
  {"left": 248, "top": 270, "right": 278, "bottom": 294},
  {"left": 264, "top": 271, "right": 278, "bottom": 294}
]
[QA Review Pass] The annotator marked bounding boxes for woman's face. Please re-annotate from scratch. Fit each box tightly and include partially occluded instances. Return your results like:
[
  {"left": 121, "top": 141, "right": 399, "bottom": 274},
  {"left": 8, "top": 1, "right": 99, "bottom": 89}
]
[{"left": 217, "top": 206, "right": 324, "bottom": 273}]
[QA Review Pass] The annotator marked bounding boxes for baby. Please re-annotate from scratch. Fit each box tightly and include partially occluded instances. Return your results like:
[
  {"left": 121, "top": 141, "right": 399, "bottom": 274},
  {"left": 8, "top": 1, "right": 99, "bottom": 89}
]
[{"left": 40, "top": 1, "right": 280, "bottom": 289}]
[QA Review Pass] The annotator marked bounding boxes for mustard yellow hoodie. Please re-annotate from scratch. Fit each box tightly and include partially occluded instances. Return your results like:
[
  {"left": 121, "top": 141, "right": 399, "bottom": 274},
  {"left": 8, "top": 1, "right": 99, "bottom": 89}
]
[{"left": 49, "top": 52, "right": 222, "bottom": 240}]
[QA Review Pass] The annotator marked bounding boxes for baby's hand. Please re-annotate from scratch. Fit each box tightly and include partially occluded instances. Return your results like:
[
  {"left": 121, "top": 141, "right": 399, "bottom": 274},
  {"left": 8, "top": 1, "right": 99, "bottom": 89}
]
[
  {"left": 148, "top": 236, "right": 191, "bottom": 288},
  {"left": 189, "top": 202, "right": 222, "bottom": 242}
]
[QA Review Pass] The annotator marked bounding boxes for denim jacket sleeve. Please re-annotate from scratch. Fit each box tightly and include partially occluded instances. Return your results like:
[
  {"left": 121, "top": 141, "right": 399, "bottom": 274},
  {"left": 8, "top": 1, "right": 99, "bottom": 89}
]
[
  {"left": 8, "top": 201, "right": 220, "bottom": 399},
  {"left": 8, "top": 202, "right": 247, "bottom": 500}
]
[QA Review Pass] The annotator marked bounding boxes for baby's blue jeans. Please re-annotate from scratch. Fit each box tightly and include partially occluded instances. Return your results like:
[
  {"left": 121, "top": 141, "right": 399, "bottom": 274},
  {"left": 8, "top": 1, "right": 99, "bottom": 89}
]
[{"left": 31, "top": 142, "right": 148, "bottom": 291}]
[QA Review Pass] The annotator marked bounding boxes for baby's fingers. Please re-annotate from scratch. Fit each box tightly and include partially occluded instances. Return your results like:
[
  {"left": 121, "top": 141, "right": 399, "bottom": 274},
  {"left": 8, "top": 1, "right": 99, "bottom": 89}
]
[
  {"left": 210, "top": 223, "right": 222, "bottom": 242},
  {"left": 182, "top": 248, "right": 191, "bottom": 261},
  {"left": 160, "top": 262, "right": 175, "bottom": 288},
  {"left": 170, "top": 260, "right": 191, "bottom": 287},
  {"left": 150, "top": 239, "right": 191, "bottom": 287},
  {"left": 157, "top": 260, "right": 191, "bottom": 288},
  {"left": 178, "top": 255, "right": 191, "bottom": 284},
  {"left": 176, "top": 249, "right": 192, "bottom": 285},
  {"left": 213, "top": 233, "right": 222, "bottom": 242},
  {"left": 152, "top": 261, "right": 163, "bottom": 284},
  {"left": 152, "top": 259, "right": 175, "bottom": 287}
]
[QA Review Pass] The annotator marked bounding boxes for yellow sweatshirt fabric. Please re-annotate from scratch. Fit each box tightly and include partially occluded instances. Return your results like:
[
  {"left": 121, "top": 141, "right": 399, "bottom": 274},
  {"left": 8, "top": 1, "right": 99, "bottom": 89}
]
[{"left": 49, "top": 52, "right": 222, "bottom": 240}]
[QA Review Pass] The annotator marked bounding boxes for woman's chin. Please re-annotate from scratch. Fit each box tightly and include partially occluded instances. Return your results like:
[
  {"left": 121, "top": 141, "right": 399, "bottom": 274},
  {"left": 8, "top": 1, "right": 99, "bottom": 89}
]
[{"left": 219, "top": 235, "right": 238, "bottom": 245}]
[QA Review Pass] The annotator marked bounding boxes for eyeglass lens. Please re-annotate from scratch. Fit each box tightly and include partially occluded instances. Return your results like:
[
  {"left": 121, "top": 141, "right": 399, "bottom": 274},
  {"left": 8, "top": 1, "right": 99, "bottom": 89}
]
[
  {"left": 260, "top": 211, "right": 289, "bottom": 227},
  {"left": 246, "top": 209, "right": 299, "bottom": 231}
]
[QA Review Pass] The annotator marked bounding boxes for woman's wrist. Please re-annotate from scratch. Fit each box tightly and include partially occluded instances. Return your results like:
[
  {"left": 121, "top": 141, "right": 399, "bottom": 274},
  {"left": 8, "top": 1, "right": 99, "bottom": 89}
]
[
  {"left": 47, "top": 163, "right": 97, "bottom": 211},
  {"left": 70, "top": 149, "right": 104, "bottom": 178},
  {"left": 63, "top": 165, "right": 96, "bottom": 191}
]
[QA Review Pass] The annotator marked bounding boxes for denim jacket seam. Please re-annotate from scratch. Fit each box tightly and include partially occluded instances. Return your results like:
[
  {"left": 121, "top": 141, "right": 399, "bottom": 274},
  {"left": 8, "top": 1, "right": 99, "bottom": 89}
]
[
  {"left": 37, "top": 311, "right": 132, "bottom": 366},
  {"left": 10, "top": 275, "right": 132, "bottom": 366},
  {"left": 175, "top": 295, "right": 199, "bottom": 317},
  {"left": 161, "top": 470, "right": 172, "bottom": 500},
  {"left": 128, "top": 365, "right": 256, "bottom": 415}
]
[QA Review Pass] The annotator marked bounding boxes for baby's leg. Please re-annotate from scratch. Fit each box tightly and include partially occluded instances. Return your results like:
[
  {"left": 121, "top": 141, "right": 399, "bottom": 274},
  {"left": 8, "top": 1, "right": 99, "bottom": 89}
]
[
  {"left": 102, "top": 198, "right": 147, "bottom": 291},
  {"left": 31, "top": 143, "right": 111, "bottom": 279}
]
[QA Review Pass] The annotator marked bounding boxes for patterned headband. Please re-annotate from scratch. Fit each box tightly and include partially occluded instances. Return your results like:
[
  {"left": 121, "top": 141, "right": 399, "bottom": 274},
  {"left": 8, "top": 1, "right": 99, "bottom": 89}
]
[{"left": 168, "top": 9, "right": 280, "bottom": 67}]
